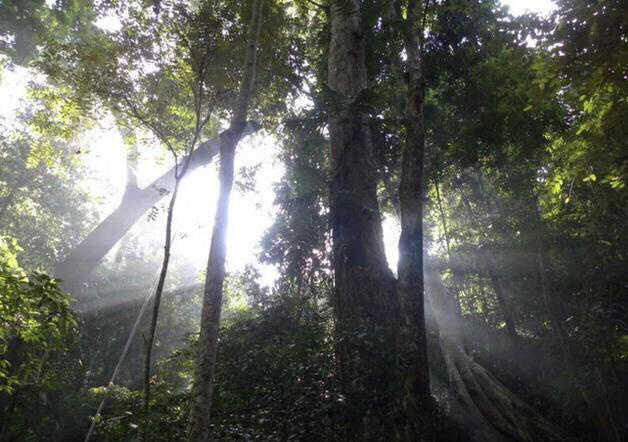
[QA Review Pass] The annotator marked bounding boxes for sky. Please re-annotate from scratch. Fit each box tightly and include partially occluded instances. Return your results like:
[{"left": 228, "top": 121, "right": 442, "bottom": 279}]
[
  {"left": 501, "top": 0, "right": 555, "bottom": 17},
  {"left": 79, "top": 119, "right": 284, "bottom": 287},
  {"left": 0, "top": 0, "right": 556, "bottom": 289}
]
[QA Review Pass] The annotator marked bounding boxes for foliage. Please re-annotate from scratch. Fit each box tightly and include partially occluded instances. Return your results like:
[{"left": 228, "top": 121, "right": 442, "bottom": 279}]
[
  {"left": 86, "top": 270, "right": 337, "bottom": 442},
  {"left": 0, "top": 0, "right": 96, "bottom": 64},
  {"left": 0, "top": 114, "right": 96, "bottom": 271},
  {"left": 0, "top": 237, "right": 78, "bottom": 394},
  {"left": 0, "top": 0, "right": 626, "bottom": 440}
]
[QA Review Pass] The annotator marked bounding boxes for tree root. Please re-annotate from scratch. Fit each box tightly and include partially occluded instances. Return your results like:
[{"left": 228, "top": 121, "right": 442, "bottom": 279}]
[{"left": 427, "top": 276, "right": 570, "bottom": 442}]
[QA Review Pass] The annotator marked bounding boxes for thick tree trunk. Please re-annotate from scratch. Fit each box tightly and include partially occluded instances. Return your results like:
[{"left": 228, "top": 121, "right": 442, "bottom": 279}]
[
  {"left": 186, "top": 1, "right": 264, "bottom": 441},
  {"left": 395, "top": 0, "right": 433, "bottom": 440},
  {"left": 327, "top": 2, "right": 398, "bottom": 440},
  {"left": 185, "top": 129, "right": 237, "bottom": 442},
  {"left": 426, "top": 274, "right": 569, "bottom": 442},
  {"left": 54, "top": 124, "right": 259, "bottom": 295}
]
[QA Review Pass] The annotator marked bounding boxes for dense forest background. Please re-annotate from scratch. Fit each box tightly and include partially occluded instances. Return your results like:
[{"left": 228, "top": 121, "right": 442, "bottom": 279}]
[{"left": 0, "top": 0, "right": 626, "bottom": 441}]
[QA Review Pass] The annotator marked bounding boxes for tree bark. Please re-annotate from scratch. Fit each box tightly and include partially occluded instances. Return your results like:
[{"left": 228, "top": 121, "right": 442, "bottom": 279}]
[
  {"left": 186, "top": 1, "right": 264, "bottom": 441},
  {"left": 54, "top": 123, "right": 259, "bottom": 295},
  {"left": 485, "top": 255, "right": 518, "bottom": 342},
  {"left": 327, "top": 1, "right": 398, "bottom": 440},
  {"left": 395, "top": 0, "right": 433, "bottom": 440}
]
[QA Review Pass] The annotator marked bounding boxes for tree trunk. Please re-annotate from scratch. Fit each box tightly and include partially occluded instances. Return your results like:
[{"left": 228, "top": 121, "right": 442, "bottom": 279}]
[
  {"left": 435, "top": 180, "right": 464, "bottom": 311},
  {"left": 455, "top": 181, "right": 519, "bottom": 342},
  {"left": 395, "top": 0, "right": 433, "bottom": 440},
  {"left": 485, "top": 254, "right": 519, "bottom": 342},
  {"left": 54, "top": 123, "right": 259, "bottom": 295},
  {"left": 141, "top": 173, "right": 181, "bottom": 440},
  {"left": 327, "top": 2, "right": 398, "bottom": 440},
  {"left": 186, "top": 1, "right": 264, "bottom": 441}
]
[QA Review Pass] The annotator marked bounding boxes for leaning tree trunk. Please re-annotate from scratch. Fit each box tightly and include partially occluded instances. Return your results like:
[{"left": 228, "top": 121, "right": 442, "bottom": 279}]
[
  {"left": 186, "top": 1, "right": 264, "bottom": 441},
  {"left": 327, "top": 1, "right": 398, "bottom": 440},
  {"left": 425, "top": 274, "right": 570, "bottom": 442},
  {"left": 395, "top": 0, "right": 433, "bottom": 440},
  {"left": 54, "top": 124, "right": 259, "bottom": 295}
]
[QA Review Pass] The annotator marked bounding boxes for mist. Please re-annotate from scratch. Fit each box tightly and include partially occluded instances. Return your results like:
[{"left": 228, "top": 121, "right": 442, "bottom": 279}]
[{"left": 1, "top": 0, "right": 626, "bottom": 441}]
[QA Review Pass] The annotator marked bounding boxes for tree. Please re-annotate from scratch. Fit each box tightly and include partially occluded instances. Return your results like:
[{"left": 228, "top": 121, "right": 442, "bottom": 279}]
[
  {"left": 2, "top": 0, "right": 626, "bottom": 440},
  {"left": 0, "top": 0, "right": 96, "bottom": 65},
  {"left": 0, "top": 237, "right": 79, "bottom": 440},
  {"left": 54, "top": 123, "right": 258, "bottom": 295},
  {"left": 396, "top": 1, "right": 433, "bottom": 439},
  {"left": 187, "top": 1, "right": 265, "bottom": 440},
  {"left": 33, "top": 2, "right": 250, "bottom": 437},
  {"left": 0, "top": 111, "right": 95, "bottom": 272},
  {"left": 325, "top": 1, "right": 432, "bottom": 439}
]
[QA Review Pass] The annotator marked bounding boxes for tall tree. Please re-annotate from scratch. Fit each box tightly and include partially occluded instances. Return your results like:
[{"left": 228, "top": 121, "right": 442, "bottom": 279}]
[
  {"left": 141, "top": 16, "right": 216, "bottom": 433},
  {"left": 31, "top": 0, "right": 261, "bottom": 295},
  {"left": 396, "top": 0, "right": 433, "bottom": 439},
  {"left": 187, "top": 1, "right": 265, "bottom": 440},
  {"left": 326, "top": 1, "right": 401, "bottom": 439}
]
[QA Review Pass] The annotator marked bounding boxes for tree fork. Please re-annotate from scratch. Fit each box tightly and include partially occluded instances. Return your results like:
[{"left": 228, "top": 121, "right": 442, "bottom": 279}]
[
  {"left": 54, "top": 123, "right": 259, "bottom": 296},
  {"left": 186, "top": 0, "right": 264, "bottom": 440}
]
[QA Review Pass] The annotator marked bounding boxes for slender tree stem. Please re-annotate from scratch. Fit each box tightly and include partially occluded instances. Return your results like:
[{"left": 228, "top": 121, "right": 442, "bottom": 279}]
[
  {"left": 396, "top": 1, "right": 433, "bottom": 439},
  {"left": 186, "top": 1, "right": 264, "bottom": 440}
]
